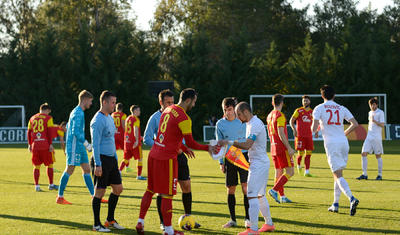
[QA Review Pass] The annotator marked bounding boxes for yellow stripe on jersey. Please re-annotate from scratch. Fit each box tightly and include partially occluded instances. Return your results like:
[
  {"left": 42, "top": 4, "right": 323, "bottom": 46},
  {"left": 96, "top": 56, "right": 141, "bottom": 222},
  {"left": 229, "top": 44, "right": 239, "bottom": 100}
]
[
  {"left": 122, "top": 114, "right": 127, "bottom": 121},
  {"left": 291, "top": 108, "right": 300, "bottom": 119},
  {"left": 47, "top": 117, "right": 54, "bottom": 128},
  {"left": 57, "top": 129, "right": 64, "bottom": 137},
  {"left": 169, "top": 159, "right": 173, "bottom": 195},
  {"left": 277, "top": 114, "right": 286, "bottom": 127},
  {"left": 28, "top": 121, "right": 32, "bottom": 130},
  {"left": 133, "top": 116, "right": 140, "bottom": 127},
  {"left": 178, "top": 119, "right": 192, "bottom": 135}
]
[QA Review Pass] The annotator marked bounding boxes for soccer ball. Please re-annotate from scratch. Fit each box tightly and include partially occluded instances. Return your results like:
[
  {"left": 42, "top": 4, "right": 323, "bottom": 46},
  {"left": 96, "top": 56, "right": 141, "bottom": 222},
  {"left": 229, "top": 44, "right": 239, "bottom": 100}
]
[{"left": 178, "top": 214, "right": 195, "bottom": 231}]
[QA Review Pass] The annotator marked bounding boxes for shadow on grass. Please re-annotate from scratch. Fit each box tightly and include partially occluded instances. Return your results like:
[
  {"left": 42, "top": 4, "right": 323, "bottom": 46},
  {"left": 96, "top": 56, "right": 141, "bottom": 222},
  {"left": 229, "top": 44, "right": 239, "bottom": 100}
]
[
  {"left": 0, "top": 214, "right": 149, "bottom": 234},
  {"left": 274, "top": 217, "right": 400, "bottom": 234}
]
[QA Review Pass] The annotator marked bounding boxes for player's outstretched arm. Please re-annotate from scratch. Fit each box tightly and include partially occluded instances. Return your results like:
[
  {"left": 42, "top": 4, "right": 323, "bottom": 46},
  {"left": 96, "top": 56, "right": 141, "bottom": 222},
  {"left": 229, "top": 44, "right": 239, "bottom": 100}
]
[{"left": 344, "top": 118, "right": 359, "bottom": 136}]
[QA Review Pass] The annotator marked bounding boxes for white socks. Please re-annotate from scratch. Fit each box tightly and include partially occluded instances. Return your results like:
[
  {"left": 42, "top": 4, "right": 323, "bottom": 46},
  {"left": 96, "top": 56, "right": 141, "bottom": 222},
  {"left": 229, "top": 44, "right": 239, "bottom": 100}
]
[
  {"left": 362, "top": 156, "right": 368, "bottom": 176},
  {"left": 333, "top": 181, "right": 341, "bottom": 204},
  {"left": 248, "top": 198, "right": 260, "bottom": 231},
  {"left": 377, "top": 158, "right": 383, "bottom": 176},
  {"left": 336, "top": 177, "right": 353, "bottom": 201},
  {"left": 164, "top": 226, "right": 173, "bottom": 235},
  {"left": 259, "top": 196, "right": 273, "bottom": 225}
]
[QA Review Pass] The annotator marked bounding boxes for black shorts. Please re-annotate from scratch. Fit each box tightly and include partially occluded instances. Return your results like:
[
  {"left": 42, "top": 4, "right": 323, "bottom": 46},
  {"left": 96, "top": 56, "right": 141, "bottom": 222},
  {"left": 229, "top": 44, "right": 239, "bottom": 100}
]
[
  {"left": 93, "top": 154, "right": 122, "bottom": 189},
  {"left": 225, "top": 152, "right": 249, "bottom": 187},
  {"left": 177, "top": 153, "right": 190, "bottom": 181}
]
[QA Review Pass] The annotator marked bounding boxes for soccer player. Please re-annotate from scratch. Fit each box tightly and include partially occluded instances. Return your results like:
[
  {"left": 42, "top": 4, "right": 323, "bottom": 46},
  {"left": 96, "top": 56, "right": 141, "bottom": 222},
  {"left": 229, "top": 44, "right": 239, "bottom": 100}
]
[
  {"left": 143, "top": 89, "right": 199, "bottom": 231},
  {"left": 266, "top": 94, "right": 296, "bottom": 203},
  {"left": 27, "top": 103, "right": 57, "bottom": 192},
  {"left": 218, "top": 102, "right": 274, "bottom": 235},
  {"left": 136, "top": 88, "right": 215, "bottom": 235},
  {"left": 357, "top": 97, "right": 385, "bottom": 180},
  {"left": 289, "top": 95, "right": 316, "bottom": 177},
  {"left": 111, "top": 103, "right": 126, "bottom": 151},
  {"left": 312, "top": 85, "right": 359, "bottom": 216},
  {"left": 53, "top": 121, "right": 67, "bottom": 153},
  {"left": 215, "top": 97, "right": 250, "bottom": 228},
  {"left": 91, "top": 90, "right": 125, "bottom": 232},
  {"left": 120, "top": 105, "right": 146, "bottom": 179},
  {"left": 56, "top": 90, "right": 96, "bottom": 205}
]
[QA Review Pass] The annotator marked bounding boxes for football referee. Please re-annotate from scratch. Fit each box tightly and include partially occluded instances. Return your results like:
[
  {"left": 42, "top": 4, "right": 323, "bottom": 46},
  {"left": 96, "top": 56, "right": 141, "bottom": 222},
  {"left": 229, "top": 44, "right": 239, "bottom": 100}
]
[{"left": 90, "top": 90, "right": 125, "bottom": 232}]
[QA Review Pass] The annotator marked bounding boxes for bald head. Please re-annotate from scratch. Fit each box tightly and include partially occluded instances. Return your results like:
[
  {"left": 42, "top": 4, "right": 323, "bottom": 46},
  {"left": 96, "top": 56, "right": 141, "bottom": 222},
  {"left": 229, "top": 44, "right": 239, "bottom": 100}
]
[{"left": 235, "top": 102, "right": 253, "bottom": 123}]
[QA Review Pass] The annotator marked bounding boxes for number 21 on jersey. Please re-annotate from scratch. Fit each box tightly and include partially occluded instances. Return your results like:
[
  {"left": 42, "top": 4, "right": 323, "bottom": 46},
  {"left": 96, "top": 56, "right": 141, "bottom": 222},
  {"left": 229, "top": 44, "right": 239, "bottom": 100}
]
[{"left": 326, "top": 109, "right": 340, "bottom": 125}]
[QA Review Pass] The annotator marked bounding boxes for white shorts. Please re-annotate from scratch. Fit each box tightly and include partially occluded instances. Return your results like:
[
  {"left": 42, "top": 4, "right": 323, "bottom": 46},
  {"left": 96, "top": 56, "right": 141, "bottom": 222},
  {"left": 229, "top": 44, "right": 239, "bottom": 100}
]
[
  {"left": 247, "top": 160, "right": 269, "bottom": 197},
  {"left": 324, "top": 142, "right": 349, "bottom": 172},
  {"left": 362, "top": 138, "right": 383, "bottom": 155}
]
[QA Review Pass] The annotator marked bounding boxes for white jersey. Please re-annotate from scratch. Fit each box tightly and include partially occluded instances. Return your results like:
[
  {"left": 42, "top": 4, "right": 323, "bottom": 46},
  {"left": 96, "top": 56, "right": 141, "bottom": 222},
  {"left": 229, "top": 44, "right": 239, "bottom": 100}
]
[
  {"left": 366, "top": 108, "right": 384, "bottom": 140},
  {"left": 246, "top": 115, "right": 269, "bottom": 163},
  {"left": 312, "top": 100, "right": 354, "bottom": 144}
]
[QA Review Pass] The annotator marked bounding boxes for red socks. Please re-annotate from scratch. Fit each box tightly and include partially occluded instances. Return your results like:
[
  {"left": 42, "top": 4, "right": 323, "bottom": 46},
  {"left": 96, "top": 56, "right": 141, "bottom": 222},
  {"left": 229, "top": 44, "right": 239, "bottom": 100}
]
[
  {"left": 297, "top": 155, "right": 302, "bottom": 166},
  {"left": 139, "top": 190, "right": 154, "bottom": 219},
  {"left": 34, "top": 169, "right": 40, "bottom": 185},
  {"left": 47, "top": 167, "right": 54, "bottom": 184},
  {"left": 305, "top": 155, "right": 311, "bottom": 170},
  {"left": 119, "top": 161, "right": 126, "bottom": 171},
  {"left": 137, "top": 166, "right": 143, "bottom": 176},
  {"left": 161, "top": 197, "right": 173, "bottom": 226},
  {"left": 273, "top": 174, "right": 290, "bottom": 193}
]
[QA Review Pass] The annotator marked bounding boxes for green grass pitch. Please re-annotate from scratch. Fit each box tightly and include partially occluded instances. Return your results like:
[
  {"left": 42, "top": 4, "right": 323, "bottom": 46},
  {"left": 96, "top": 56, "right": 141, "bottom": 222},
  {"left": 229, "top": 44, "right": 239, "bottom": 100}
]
[{"left": 0, "top": 141, "right": 399, "bottom": 234}]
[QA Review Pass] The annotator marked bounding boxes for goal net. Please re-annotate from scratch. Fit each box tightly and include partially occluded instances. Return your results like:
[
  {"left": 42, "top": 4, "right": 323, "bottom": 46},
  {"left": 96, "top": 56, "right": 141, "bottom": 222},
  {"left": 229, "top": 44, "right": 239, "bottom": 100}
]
[
  {"left": 0, "top": 105, "right": 26, "bottom": 127},
  {"left": 250, "top": 94, "right": 388, "bottom": 140}
]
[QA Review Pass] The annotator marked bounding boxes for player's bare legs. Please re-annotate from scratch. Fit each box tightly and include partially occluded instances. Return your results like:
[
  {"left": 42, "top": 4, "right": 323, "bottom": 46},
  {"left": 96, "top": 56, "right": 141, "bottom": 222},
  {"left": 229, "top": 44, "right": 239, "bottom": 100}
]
[{"left": 332, "top": 170, "right": 359, "bottom": 215}]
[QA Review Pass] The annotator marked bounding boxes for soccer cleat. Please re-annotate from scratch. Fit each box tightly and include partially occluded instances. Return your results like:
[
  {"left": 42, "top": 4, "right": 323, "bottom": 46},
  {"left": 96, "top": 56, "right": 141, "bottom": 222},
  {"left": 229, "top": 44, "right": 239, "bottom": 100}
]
[
  {"left": 222, "top": 220, "right": 237, "bottom": 228},
  {"left": 163, "top": 230, "right": 184, "bottom": 235},
  {"left": 136, "top": 175, "right": 147, "bottom": 180},
  {"left": 350, "top": 198, "right": 359, "bottom": 216},
  {"left": 304, "top": 173, "right": 313, "bottom": 177},
  {"left": 136, "top": 222, "right": 144, "bottom": 235},
  {"left": 56, "top": 196, "right": 72, "bottom": 205},
  {"left": 244, "top": 219, "right": 251, "bottom": 228},
  {"left": 280, "top": 197, "right": 292, "bottom": 203},
  {"left": 92, "top": 225, "right": 111, "bottom": 232},
  {"left": 268, "top": 189, "right": 280, "bottom": 204},
  {"left": 258, "top": 223, "right": 275, "bottom": 232},
  {"left": 48, "top": 184, "right": 59, "bottom": 190},
  {"left": 126, "top": 167, "right": 133, "bottom": 173},
  {"left": 194, "top": 222, "right": 201, "bottom": 229},
  {"left": 35, "top": 186, "right": 43, "bottom": 192},
  {"left": 328, "top": 203, "right": 339, "bottom": 213},
  {"left": 160, "top": 223, "right": 165, "bottom": 231},
  {"left": 376, "top": 175, "right": 382, "bottom": 180},
  {"left": 238, "top": 228, "right": 260, "bottom": 235},
  {"left": 104, "top": 220, "right": 125, "bottom": 229},
  {"left": 356, "top": 175, "right": 368, "bottom": 180}
]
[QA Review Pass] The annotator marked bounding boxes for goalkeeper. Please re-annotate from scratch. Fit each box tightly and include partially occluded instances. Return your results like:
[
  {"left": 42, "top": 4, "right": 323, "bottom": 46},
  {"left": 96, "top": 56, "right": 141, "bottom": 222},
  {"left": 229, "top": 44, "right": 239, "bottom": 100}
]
[
  {"left": 215, "top": 97, "right": 250, "bottom": 228},
  {"left": 56, "top": 90, "right": 97, "bottom": 205}
]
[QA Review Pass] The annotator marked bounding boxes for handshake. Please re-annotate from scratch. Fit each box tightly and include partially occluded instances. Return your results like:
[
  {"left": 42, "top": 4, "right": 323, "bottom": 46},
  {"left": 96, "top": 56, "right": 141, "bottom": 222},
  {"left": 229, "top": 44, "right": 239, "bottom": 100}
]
[{"left": 83, "top": 140, "right": 93, "bottom": 152}]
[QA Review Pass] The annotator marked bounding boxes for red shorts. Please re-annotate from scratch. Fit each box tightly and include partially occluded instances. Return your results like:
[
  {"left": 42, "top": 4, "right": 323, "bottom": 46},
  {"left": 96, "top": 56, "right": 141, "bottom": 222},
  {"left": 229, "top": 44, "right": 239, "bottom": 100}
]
[
  {"left": 124, "top": 145, "right": 142, "bottom": 160},
  {"left": 115, "top": 136, "right": 124, "bottom": 150},
  {"left": 32, "top": 150, "right": 53, "bottom": 166},
  {"left": 272, "top": 151, "right": 294, "bottom": 169},
  {"left": 295, "top": 136, "right": 314, "bottom": 151},
  {"left": 147, "top": 154, "right": 178, "bottom": 195}
]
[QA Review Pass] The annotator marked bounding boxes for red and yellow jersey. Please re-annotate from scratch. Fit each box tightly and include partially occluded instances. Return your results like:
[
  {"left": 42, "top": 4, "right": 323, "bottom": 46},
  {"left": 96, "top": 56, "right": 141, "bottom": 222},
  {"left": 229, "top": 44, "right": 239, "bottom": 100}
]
[
  {"left": 150, "top": 105, "right": 192, "bottom": 160},
  {"left": 112, "top": 112, "right": 127, "bottom": 136},
  {"left": 291, "top": 107, "right": 313, "bottom": 138},
  {"left": 28, "top": 113, "right": 54, "bottom": 151},
  {"left": 266, "top": 110, "right": 288, "bottom": 155},
  {"left": 51, "top": 125, "right": 65, "bottom": 139},
  {"left": 124, "top": 115, "right": 141, "bottom": 149}
]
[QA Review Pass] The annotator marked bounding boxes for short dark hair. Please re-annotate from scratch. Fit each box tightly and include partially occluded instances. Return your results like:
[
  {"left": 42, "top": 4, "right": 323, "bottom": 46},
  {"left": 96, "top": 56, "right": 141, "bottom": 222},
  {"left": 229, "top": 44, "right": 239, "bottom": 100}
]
[
  {"left": 40, "top": 103, "right": 51, "bottom": 111},
  {"left": 100, "top": 90, "right": 116, "bottom": 104},
  {"left": 236, "top": 101, "right": 252, "bottom": 113},
  {"left": 369, "top": 97, "right": 379, "bottom": 105},
  {"left": 302, "top": 95, "right": 310, "bottom": 100},
  {"left": 78, "top": 90, "right": 93, "bottom": 103},
  {"left": 130, "top": 105, "right": 140, "bottom": 114},
  {"left": 159, "top": 89, "right": 174, "bottom": 101},
  {"left": 179, "top": 88, "right": 197, "bottom": 102},
  {"left": 116, "top": 103, "right": 123, "bottom": 111},
  {"left": 320, "top": 85, "right": 335, "bottom": 100},
  {"left": 272, "top": 94, "right": 284, "bottom": 106},
  {"left": 222, "top": 97, "right": 238, "bottom": 109}
]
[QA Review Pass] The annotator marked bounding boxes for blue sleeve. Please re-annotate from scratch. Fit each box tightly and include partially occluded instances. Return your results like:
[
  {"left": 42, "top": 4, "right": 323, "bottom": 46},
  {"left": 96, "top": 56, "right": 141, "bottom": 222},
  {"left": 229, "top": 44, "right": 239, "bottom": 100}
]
[
  {"left": 70, "top": 113, "right": 85, "bottom": 143},
  {"left": 216, "top": 123, "right": 225, "bottom": 164},
  {"left": 143, "top": 115, "right": 157, "bottom": 146},
  {"left": 90, "top": 117, "right": 103, "bottom": 166}
]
